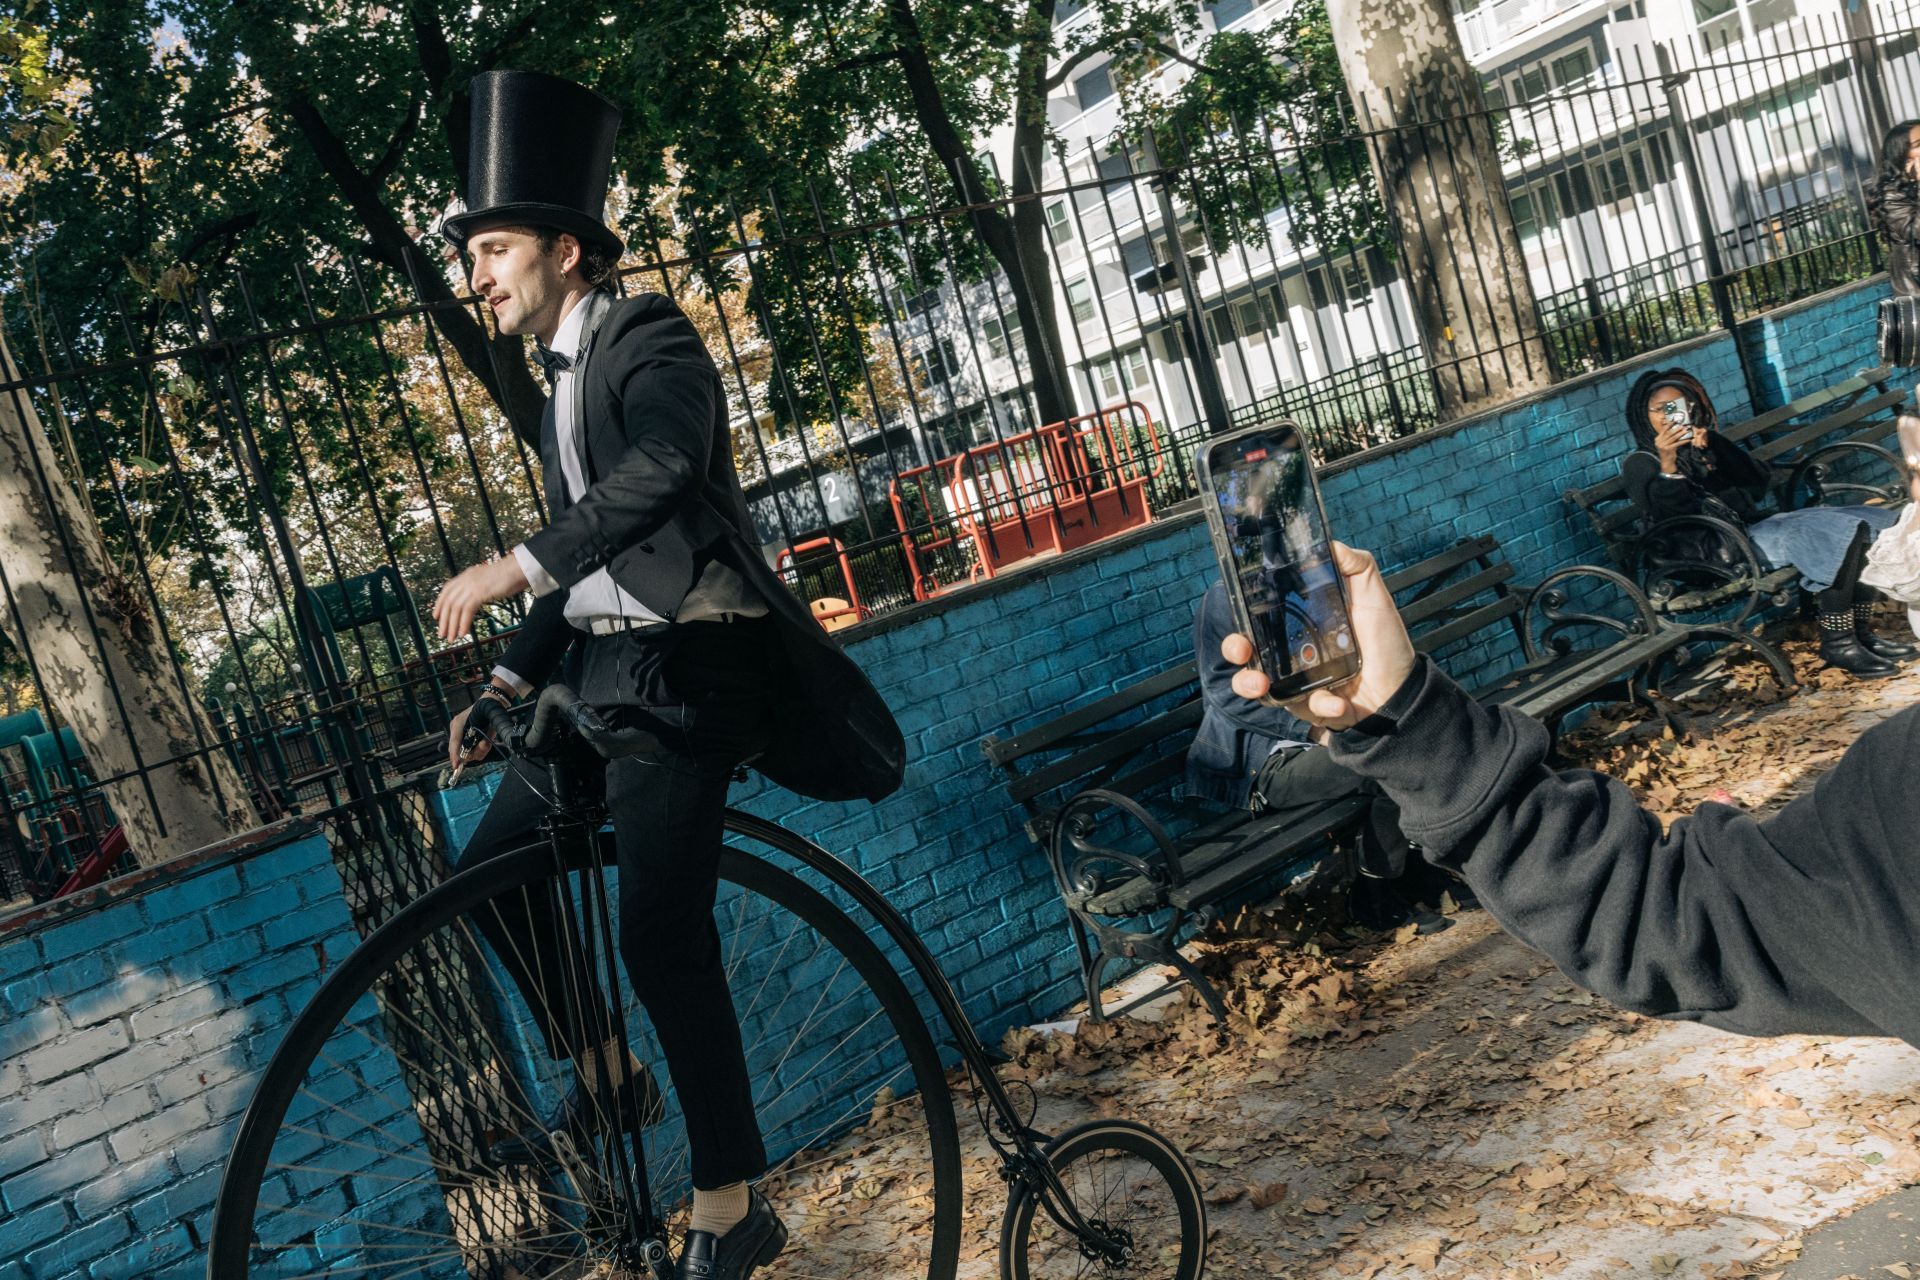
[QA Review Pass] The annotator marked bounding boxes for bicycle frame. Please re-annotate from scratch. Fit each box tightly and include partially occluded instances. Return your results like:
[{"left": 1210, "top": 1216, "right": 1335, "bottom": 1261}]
[
  {"left": 485, "top": 714, "right": 1127, "bottom": 1268},
  {"left": 721, "top": 810, "right": 1131, "bottom": 1262}
]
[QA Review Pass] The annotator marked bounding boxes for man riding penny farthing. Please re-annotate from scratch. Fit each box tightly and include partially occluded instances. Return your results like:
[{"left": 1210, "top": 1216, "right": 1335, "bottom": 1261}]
[{"left": 428, "top": 69, "right": 906, "bottom": 1280}]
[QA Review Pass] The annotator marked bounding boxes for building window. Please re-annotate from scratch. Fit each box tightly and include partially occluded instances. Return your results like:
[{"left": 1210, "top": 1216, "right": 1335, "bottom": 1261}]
[
  {"left": 1045, "top": 200, "right": 1075, "bottom": 245},
  {"left": 982, "top": 312, "right": 1024, "bottom": 360},
  {"left": 1065, "top": 278, "right": 1096, "bottom": 325},
  {"left": 890, "top": 286, "right": 941, "bottom": 322},
  {"left": 1551, "top": 47, "right": 1593, "bottom": 89},
  {"left": 1694, "top": 0, "right": 1795, "bottom": 51},
  {"left": 1306, "top": 258, "right": 1375, "bottom": 308},
  {"left": 1511, "top": 66, "right": 1549, "bottom": 105},
  {"left": 1074, "top": 64, "right": 1115, "bottom": 111},
  {"left": 1236, "top": 297, "right": 1270, "bottom": 342},
  {"left": 1509, "top": 179, "right": 1562, "bottom": 241},
  {"left": 1746, "top": 81, "right": 1823, "bottom": 177},
  {"left": 1090, "top": 346, "right": 1151, "bottom": 401},
  {"left": 917, "top": 337, "right": 961, "bottom": 386},
  {"left": 1206, "top": 0, "right": 1256, "bottom": 27}
]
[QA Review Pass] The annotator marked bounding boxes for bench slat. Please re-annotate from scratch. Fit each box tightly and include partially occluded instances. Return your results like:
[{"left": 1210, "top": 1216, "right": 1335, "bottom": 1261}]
[
  {"left": 1725, "top": 369, "right": 1884, "bottom": 441},
  {"left": 1410, "top": 593, "right": 1526, "bottom": 654},
  {"left": 983, "top": 660, "right": 1197, "bottom": 766},
  {"left": 1748, "top": 387, "right": 1905, "bottom": 464},
  {"left": 1005, "top": 700, "right": 1203, "bottom": 805},
  {"left": 1399, "top": 563, "right": 1515, "bottom": 628},
  {"left": 1382, "top": 535, "right": 1500, "bottom": 595},
  {"left": 1166, "top": 794, "right": 1371, "bottom": 910}
]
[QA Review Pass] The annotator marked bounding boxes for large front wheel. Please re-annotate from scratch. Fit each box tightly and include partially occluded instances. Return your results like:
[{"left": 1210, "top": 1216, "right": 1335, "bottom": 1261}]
[{"left": 210, "top": 837, "right": 963, "bottom": 1278}]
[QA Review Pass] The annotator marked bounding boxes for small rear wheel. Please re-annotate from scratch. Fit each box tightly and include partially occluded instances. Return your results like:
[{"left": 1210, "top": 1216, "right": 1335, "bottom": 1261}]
[{"left": 999, "top": 1119, "right": 1206, "bottom": 1279}]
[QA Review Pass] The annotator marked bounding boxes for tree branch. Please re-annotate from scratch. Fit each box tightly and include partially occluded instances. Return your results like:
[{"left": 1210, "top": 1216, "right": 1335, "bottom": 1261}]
[
  {"left": 474, "top": 0, "right": 563, "bottom": 71},
  {"left": 827, "top": 48, "right": 902, "bottom": 74},
  {"left": 276, "top": 92, "right": 546, "bottom": 443},
  {"left": 174, "top": 212, "right": 261, "bottom": 265},
  {"left": 407, "top": 0, "right": 455, "bottom": 94},
  {"left": 1041, "top": 41, "right": 1106, "bottom": 93},
  {"left": 370, "top": 90, "right": 424, "bottom": 185}
]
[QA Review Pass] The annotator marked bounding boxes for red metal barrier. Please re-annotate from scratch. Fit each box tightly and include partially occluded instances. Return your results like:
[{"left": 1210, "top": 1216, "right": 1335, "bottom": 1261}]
[
  {"left": 887, "top": 401, "right": 1163, "bottom": 602},
  {"left": 776, "top": 537, "right": 870, "bottom": 631},
  {"left": 54, "top": 824, "right": 128, "bottom": 899}
]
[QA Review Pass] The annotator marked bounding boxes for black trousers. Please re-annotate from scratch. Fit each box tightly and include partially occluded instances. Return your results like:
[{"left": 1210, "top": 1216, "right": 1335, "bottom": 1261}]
[
  {"left": 455, "top": 618, "right": 776, "bottom": 1190},
  {"left": 1254, "top": 744, "right": 1410, "bottom": 879}
]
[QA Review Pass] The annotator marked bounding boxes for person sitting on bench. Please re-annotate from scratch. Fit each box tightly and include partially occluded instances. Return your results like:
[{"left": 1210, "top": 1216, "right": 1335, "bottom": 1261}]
[
  {"left": 1621, "top": 368, "right": 1913, "bottom": 677},
  {"left": 1188, "top": 579, "right": 1465, "bottom": 933}
]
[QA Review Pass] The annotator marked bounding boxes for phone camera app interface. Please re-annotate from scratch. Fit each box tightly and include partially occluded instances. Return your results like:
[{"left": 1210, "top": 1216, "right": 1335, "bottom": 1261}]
[{"left": 1215, "top": 430, "right": 1350, "bottom": 682}]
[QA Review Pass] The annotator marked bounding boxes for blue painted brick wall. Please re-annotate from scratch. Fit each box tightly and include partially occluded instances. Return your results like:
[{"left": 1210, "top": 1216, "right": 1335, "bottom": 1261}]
[{"left": 0, "top": 833, "right": 444, "bottom": 1280}]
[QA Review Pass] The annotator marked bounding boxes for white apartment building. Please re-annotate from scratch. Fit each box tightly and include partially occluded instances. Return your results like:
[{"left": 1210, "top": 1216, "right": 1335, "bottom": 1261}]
[{"left": 882, "top": 0, "right": 1918, "bottom": 465}]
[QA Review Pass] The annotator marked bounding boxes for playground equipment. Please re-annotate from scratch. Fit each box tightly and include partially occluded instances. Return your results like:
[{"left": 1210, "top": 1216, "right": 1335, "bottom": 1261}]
[
  {"left": 888, "top": 401, "right": 1165, "bottom": 602},
  {"left": 0, "top": 721, "right": 129, "bottom": 903},
  {"left": 775, "top": 537, "right": 870, "bottom": 632}
]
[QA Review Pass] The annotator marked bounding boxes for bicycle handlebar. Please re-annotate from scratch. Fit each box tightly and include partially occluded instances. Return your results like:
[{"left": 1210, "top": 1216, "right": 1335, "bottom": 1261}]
[
  {"left": 524, "top": 684, "right": 609, "bottom": 753},
  {"left": 465, "top": 684, "right": 665, "bottom": 762}
]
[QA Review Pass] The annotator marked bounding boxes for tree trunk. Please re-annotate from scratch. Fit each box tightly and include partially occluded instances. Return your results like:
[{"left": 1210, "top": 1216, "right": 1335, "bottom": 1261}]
[
  {"left": 889, "top": 0, "right": 1079, "bottom": 430},
  {"left": 1324, "top": 0, "right": 1552, "bottom": 419},
  {"left": 0, "top": 323, "right": 258, "bottom": 866}
]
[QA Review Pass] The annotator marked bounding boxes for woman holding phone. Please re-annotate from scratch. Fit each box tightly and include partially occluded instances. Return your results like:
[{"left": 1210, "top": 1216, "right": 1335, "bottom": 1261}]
[
  {"left": 1622, "top": 368, "right": 1910, "bottom": 677},
  {"left": 1867, "top": 118, "right": 1920, "bottom": 300}
]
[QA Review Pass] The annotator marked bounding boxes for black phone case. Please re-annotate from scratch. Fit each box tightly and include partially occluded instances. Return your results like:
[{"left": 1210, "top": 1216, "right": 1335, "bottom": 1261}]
[{"left": 1194, "top": 423, "right": 1360, "bottom": 707}]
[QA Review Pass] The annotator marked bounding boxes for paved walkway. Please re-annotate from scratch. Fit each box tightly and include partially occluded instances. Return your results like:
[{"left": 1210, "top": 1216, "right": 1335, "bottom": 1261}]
[{"left": 969, "top": 633, "right": 1920, "bottom": 1279}]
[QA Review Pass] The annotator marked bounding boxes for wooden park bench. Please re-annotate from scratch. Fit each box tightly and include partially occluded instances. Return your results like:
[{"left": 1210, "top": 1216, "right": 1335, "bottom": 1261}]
[
  {"left": 981, "top": 534, "right": 1795, "bottom": 1028},
  {"left": 1565, "top": 365, "right": 1908, "bottom": 624}
]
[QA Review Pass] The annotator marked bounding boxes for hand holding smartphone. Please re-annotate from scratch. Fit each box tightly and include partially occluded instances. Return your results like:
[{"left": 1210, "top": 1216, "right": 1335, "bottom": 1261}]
[{"left": 1197, "top": 423, "right": 1360, "bottom": 704}]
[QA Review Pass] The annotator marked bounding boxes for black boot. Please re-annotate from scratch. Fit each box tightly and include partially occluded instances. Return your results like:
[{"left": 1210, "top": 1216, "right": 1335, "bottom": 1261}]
[
  {"left": 1814, "top": 527, "right": 1898, "bottom": 677},
  {"left": 1818, "top": 609, "right": 1900, "bottom": 677},
  {"left": 1348, "top": 873, "right": 1450, "bottom": 935},
  {"left": 1855, "top": 601, "right": 1919, "bottom": 662}
]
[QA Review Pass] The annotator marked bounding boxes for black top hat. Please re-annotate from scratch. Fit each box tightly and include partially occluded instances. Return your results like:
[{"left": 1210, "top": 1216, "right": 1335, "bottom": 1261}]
[{"left": 442, "top": 70, "right": 624, "bottom": 257}]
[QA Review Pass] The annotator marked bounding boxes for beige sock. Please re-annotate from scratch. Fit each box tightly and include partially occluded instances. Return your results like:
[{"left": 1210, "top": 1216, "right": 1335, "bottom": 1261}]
[
  {"left": 689, "top": 1181, "right": 751, "bottom": 1236},
  {"left": 576, "top": 1036, "right": 640, "bottom": 1085}
]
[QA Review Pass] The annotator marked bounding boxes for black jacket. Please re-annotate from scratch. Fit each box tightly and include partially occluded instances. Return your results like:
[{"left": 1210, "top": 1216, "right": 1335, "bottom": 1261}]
[
  {"left": 1185, "top": 581, "right": 1315, "bottom": 808},
  {"left": 1332, "top": 655, "right": 1919, "bottom": 1045},
  {"left": 497, "top": 290, "right": 904, "bottom": 804},
  {"left": 1875, "top": 175, "right": 1920, "bottom": 298}
]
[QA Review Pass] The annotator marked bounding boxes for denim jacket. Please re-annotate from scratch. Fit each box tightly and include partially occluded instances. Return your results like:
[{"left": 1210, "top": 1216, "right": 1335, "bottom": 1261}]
[{"left": 1184, "top": 581, "right": 1315, "bottom": 809}]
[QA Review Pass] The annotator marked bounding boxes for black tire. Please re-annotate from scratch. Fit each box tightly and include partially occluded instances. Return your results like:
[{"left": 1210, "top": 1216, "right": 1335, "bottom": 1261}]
[
  {"left": 211, "top": 840, "right": 963, "bottom": 1279},
  {"left": 999, "top": 1119, "right": 1207, "bottom": 1280}
]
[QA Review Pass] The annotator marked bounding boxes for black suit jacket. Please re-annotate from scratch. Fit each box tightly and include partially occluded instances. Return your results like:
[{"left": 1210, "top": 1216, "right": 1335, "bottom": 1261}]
[{"left": 497, "top": 290, "right": 904, "bottom": 804}]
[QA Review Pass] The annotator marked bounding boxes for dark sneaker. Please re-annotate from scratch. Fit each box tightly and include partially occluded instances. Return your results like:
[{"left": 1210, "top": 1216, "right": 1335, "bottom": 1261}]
[{"left": 678, "top": 1188, "right": 788, "bottom": 1280}]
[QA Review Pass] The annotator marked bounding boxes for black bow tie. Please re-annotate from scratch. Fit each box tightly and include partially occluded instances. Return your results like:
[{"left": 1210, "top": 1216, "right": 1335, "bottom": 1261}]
[{"left": 533, "top": 344, "right": 574, "bottom": 383}]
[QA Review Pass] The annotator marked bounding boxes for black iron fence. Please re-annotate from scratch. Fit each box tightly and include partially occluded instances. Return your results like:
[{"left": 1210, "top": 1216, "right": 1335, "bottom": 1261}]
[{"left": 1, "top": 14, "right": 1915, "bottom": 906}]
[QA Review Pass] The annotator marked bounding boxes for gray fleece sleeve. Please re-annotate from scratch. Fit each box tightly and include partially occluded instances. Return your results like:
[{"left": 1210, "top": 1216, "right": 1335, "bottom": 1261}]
[{"left": 1325, "top": 656, "right": 1870, "bottom": 1038}]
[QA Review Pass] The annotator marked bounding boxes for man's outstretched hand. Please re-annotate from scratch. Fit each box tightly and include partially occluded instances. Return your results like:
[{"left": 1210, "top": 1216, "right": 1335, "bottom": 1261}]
[
  {"left": 1224, "top": 541, "right": 1417, "bottom": 731},
  {"left": 432, "top": 556, "right": 530, "bottom": 641}
]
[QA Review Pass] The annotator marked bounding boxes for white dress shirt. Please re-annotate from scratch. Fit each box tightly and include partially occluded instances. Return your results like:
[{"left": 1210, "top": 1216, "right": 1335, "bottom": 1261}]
[{"left": 492, "top": 295, "right": 665, "bottom": 696}]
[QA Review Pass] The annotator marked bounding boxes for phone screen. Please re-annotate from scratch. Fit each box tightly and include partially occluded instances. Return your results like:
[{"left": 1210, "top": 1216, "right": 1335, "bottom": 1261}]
[{"left": 1204, "top": 425, "right": 1358, "bottom": 699}]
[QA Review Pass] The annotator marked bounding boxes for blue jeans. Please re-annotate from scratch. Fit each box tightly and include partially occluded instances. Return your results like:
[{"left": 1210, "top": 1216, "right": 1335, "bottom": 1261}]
[{"left": 1745, "top": 505, "right": 1897, "bottom": 591}]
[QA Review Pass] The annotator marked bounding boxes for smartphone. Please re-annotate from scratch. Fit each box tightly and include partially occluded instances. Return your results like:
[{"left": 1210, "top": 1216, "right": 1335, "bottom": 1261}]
[{"left": 1196, "top": 423, "right": 1359, "bottom": 704}]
